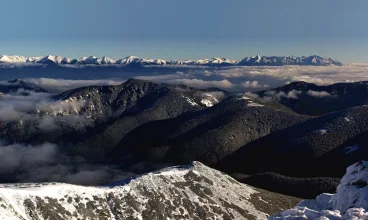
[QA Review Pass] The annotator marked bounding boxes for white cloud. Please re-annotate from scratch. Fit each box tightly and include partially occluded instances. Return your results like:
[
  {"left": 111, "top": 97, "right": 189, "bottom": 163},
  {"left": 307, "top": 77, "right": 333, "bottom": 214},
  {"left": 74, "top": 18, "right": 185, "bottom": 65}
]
[
  {"left": 38, "top": 115, "right": 61, "bottom": 132},
  {"left": 241, "top": 80, "right": 269, "bottom": 89},
  {"left": 0, "top": 89, "right": 94, "bottom": 135},
  {"left": 203, "top": 70, "right": 213, "bottom": 76},
  {"left": 307, "top": 90, "right": 331, "bottom": 98},
  {"left": 287, "top": 75, "right": 336, "bottom": 85},
  {"left": 286, "top": 90, "right": 302, "bottom": 99},
  {"left": 24, "top": 78, "right": 125, "bottom": 94},
  {"left": 262, "top": 89, "right": 302, "bottom": 100},
  {"left": 211, "top": 64, "right": 368, "bottom": 89},
  {"left": 0, "top": 141, "right": 134, "bottom": 185},
  {"left": 0, "top": 90, "right": 50, "bottom": 122},
  {"left": 129, "top": 64, "right": 368, "bottom": 92}
]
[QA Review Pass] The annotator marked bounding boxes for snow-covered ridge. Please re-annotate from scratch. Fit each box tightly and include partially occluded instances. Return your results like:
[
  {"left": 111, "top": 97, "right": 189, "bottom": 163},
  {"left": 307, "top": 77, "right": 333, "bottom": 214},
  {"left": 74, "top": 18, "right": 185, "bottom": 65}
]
[
  {"left": 239, "top": 55, "right": 342, "bottom": 66},
  {"left": 0, "top": 55, "right": 342, "bottom": 66},
  {"left": 0, "top": 161, "right": 296, "bottom": 220},
  {"left": 271, "top": 161, "right": 368, "bottom": 219}
]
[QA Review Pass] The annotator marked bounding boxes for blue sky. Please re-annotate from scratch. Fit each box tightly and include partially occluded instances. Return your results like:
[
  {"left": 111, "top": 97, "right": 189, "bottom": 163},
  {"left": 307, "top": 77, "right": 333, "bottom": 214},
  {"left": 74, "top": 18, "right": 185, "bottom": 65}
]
[{"left": 1, "top": 0, "right": 367, "bottom": 63}]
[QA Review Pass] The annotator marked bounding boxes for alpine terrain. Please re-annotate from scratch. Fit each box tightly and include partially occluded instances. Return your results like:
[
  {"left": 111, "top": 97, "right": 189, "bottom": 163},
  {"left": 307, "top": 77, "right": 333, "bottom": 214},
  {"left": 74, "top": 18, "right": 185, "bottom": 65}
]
[
  {"left": 0, "top": 162, "right": 299, "bottom": 220},
  {"left": 0, "top": 78, "right": 367, "bottom": 219}
]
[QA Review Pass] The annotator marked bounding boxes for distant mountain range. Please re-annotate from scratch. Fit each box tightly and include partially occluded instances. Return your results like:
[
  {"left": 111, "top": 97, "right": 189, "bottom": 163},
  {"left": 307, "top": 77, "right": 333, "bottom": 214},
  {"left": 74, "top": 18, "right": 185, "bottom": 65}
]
[{"left": 0, "top": 55, "right": 342, "bottom": 66}]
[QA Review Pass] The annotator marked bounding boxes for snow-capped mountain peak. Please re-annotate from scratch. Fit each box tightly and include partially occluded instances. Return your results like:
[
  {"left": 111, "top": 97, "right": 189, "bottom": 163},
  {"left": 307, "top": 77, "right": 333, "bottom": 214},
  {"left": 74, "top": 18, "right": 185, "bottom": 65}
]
[
  {"left": 116, "top": 55, "right": 140, "bottom": 65},
  {"left": 37, "top": 55, "right": 66, "bottom": 64},
  {"left": 253, "top": 55, "right": 261, "bottom": 60},
  {"left": 0, "top": 54, "right": 342, "bottom": 66},
  {"left": 239, "top": 55, "right": 342, "bottom": 66},
  {"left": 0, "top": 55, "right": 27, "bottom": 63}
]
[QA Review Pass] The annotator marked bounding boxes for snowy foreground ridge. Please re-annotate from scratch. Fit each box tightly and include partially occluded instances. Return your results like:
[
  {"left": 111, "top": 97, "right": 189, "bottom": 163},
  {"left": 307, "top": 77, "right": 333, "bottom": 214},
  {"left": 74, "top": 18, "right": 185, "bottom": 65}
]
[
  {"left": 0, "top": 162, "right": 294, "bottom": 220},
  {"left": 271, "top": 161, "right": 368, "bottom": 220}
]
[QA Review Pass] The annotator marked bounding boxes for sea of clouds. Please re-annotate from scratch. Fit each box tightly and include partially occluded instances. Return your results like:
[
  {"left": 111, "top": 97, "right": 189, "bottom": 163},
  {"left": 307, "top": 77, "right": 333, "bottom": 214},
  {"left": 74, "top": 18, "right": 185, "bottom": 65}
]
[
  {"left": 134, "top": 63, "right": 368, "bottom": 91},
  {"left": 4, "top": 63, "right": 365, "bottom": 94}
]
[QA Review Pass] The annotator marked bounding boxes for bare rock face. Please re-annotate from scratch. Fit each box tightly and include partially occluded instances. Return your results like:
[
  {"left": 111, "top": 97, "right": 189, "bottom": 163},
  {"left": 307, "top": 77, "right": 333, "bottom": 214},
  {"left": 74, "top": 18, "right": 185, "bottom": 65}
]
[{"left": 0, "top": 162, "right": 299, "bottom": 220}]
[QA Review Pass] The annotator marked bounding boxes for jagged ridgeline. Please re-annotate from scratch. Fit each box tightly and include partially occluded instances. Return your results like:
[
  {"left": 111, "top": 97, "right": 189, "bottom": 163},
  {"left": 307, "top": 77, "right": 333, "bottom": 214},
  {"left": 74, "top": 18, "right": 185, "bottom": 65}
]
[{"left": 0, "top": 54, "right": 341, "bottom": 66}]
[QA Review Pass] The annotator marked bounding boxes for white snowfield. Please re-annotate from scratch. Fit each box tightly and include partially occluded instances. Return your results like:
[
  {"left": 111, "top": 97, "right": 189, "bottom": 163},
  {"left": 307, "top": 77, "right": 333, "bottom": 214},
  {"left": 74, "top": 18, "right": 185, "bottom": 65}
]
[
  {"left": 270, "top": 161, "right": 368, "bottom": 220},
  {"left": 0, "top": 162, "right": 283, "bottom": 220},
  {"left": 182, "top": 92, "right": 220, "bottom": 107}
]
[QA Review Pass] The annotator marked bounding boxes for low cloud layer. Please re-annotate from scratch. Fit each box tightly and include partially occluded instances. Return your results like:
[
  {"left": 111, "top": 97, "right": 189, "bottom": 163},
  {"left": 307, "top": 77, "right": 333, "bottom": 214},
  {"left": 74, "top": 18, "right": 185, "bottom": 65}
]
[
  {"left": 268, "top": 90, "right": 301, "bottom": 99},
  {"left": 0, "top": 90, "right": 50, "bottom": 122},
  {"left": 24, "top": 78, "right": 125, "bottom": 94},
  {"left": 307, "top": 90, "right": 331, "bottom": 98},
  {"left": 167, "top": 79, "right": 234, "bottom": 89},
  {"left": 245, "top": 89, "right": 303, "bottom": 103},
  {"left": 0, "top": 141, "right": 135, "bottom": 185},
  {"left": 1, "top": 63, "right": 365, "bottom": 95},
  {"left": 0, "top": 89, "right": 93, "bottom": 136},
  {"left": 245, "top": 88, "right": 335, "bottom": 104},
  {"left": 241, "top": 80, "right": 269, "bottom": 89},
  {"left": 130, "top": 63, "right": 368, "bottom": 92}
]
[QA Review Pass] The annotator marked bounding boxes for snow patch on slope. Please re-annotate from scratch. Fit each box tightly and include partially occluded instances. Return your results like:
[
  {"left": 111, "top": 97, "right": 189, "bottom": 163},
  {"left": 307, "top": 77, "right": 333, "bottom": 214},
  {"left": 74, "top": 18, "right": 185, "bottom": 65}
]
[
  {"left": 237, "top": 96, "right": 264, "bottom": 107},
  {"left": 316, "top": 129, "right": 328, "bottom": 135},
  {"left": 181, "top": 95, "right": 199, "bottom": 106}
]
